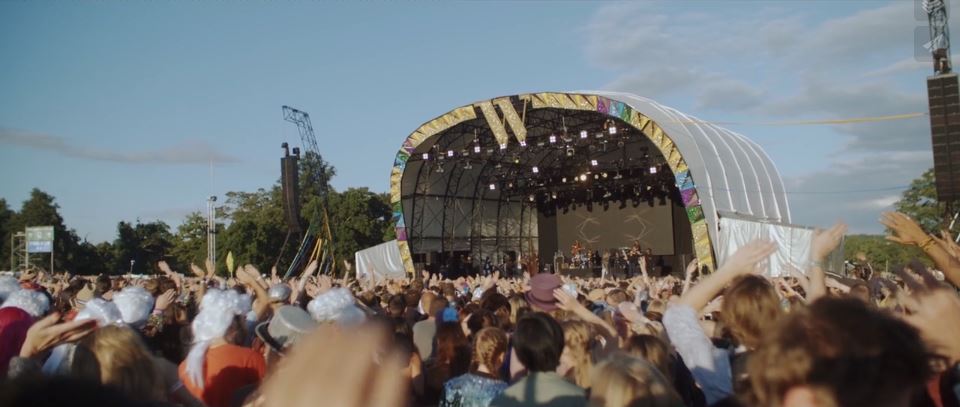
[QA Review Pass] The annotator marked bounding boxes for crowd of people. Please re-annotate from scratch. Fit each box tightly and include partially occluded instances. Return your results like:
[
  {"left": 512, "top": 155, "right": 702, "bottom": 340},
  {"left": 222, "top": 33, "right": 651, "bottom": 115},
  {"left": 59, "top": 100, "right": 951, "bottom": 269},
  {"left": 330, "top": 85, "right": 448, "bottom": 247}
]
[{"left": 0, "top": 211, "right": 958, "bottom": 407}]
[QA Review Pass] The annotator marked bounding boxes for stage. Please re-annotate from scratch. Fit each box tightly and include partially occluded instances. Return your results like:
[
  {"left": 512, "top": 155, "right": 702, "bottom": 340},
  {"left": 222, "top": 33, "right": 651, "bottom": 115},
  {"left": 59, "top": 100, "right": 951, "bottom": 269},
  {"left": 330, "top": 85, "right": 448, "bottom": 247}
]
[{"left": 388, "top": 92, "right": 792, "bottom": 276}]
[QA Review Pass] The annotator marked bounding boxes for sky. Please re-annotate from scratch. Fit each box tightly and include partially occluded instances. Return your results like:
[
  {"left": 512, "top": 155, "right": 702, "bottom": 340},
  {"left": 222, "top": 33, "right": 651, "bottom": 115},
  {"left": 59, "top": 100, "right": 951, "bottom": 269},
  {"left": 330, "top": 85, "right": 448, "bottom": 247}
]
[{"left": 0, "top": 0, "right": 950, "bottom": 243}]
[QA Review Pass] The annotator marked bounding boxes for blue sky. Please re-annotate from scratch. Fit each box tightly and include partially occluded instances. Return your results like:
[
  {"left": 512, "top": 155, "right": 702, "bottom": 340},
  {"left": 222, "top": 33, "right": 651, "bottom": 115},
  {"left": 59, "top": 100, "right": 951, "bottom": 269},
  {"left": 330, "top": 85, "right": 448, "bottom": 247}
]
[{"left": 0, "top": 0, "right": 948, "bottom": 242}]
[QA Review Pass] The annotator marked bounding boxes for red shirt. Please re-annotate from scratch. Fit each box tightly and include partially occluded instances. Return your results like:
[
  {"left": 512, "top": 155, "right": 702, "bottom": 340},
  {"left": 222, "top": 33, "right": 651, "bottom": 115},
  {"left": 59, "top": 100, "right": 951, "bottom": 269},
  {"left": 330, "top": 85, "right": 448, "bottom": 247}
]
[{"left": 178, "top": 344, "right": 266, "bottom": 407}]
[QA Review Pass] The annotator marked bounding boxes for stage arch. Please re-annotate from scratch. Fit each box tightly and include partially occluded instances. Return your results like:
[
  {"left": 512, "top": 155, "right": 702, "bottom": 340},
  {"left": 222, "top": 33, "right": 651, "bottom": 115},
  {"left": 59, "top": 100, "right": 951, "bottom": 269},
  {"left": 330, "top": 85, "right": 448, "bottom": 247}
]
[{"left": 389, "top": 92, "right": 790, "bottom": 275}]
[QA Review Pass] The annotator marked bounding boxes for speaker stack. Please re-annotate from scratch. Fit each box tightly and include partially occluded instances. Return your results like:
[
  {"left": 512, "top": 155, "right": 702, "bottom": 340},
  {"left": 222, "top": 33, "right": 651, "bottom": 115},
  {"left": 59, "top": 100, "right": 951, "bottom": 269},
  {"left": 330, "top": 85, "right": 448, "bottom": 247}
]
[{"left": 280, "top": 143, "right": 302, "bottom": 232}]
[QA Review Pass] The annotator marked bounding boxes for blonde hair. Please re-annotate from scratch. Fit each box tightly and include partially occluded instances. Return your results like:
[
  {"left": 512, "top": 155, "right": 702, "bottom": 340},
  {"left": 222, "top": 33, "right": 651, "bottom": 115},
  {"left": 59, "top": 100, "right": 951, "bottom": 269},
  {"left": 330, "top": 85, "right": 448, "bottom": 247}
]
[
  {"left": 508, "top": 295, "right": 529, "bottom": 327},
  {"left": 85, "top": 325, "right": 164, "bottom": 402},
  {"left": 561, "top": 320, "right": 595, "bottom": 389},
  {"left": 589, "top": 354, "right": 682, "bottom": 407},
  {"left": 473, "top": 327, "right": 508, "bottom": 373},
  {"left": 720, "top": 275, "right": 782, "bottom": 349}
]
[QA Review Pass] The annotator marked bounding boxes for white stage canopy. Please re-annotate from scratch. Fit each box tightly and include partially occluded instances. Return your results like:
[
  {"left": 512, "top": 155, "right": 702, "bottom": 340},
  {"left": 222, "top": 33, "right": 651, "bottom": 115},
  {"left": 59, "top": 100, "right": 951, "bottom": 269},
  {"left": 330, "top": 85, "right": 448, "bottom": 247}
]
[{"left": 355, "top": 240, "right": 406, "bottom": 281}]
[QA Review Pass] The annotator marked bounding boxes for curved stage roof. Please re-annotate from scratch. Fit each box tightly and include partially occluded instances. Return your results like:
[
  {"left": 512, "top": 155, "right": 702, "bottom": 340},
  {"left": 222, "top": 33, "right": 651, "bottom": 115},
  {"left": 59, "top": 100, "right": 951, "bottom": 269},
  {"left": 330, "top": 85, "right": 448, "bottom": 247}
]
[{"left": 389, "top": 91, "right": 791, "bottom": 273}]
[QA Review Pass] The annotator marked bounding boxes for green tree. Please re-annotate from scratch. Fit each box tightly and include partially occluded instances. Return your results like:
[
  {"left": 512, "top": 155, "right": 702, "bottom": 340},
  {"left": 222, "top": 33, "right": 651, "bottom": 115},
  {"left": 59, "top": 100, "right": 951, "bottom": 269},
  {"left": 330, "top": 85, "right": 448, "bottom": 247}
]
[
  {"left": 170, "top": 211, "right": 213, "bottom": 269},
  {"left": 9, "top": 189, "right": 75, "bottom": 272},
  {"left": 326, "top": 188, "right": 394, "bottom": 266},
  {"left": 219, "top": 187, "right": 289, "bottom": 275},
  {"left": 894, "top": 168, "right": 943, "bottom": 233},
  {"left": 843, "top": 234, "right": 927, "bottom": 271},
  {"left": 111, "top": 220, "right": 174, "bottom": 275},
  {"left": 0, "top": 199, "right": 14, "bottom": 269}
]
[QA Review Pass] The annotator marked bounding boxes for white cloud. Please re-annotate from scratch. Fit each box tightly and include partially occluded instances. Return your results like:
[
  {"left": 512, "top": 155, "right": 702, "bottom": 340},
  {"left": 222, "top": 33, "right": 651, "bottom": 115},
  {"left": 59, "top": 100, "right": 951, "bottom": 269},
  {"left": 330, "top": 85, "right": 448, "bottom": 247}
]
[
  {"left": 582, "top": 1, "right": 939, "bottom": 233},
  {"left": 0, "top": 127, "right": 239, "bottom": 165}
]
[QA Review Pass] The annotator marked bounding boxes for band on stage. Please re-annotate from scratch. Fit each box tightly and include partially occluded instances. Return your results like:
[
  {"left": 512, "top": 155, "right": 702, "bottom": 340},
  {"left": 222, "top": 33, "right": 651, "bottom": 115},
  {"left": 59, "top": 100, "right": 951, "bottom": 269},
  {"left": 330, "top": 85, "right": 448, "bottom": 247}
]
[{"left": 428, "top": 240, "right": 665, "bottom": 279}]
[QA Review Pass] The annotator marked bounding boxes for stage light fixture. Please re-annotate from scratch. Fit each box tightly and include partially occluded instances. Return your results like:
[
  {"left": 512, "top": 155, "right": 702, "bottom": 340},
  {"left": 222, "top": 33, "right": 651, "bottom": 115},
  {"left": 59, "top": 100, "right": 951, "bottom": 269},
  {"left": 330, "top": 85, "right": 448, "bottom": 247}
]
[
  {"left": 580, "top": 174, "right": 587, "bottom": 181},
  {"left": 447, "top": 150, "right": 454, "bottom": 157},
  {"left": 422, "top": 153, "right": 429, "bottom": 160},
  {"left": 650, "top": 166, "right": 658, "bottom": 174},
  {"left": 520, "top": 140, "right": 527, "bottom": 147},
  {"left": 532, "top": 166, "right": 539, "bottom": 174},
  {"left": 474, "top": 145, "right": 481, "bottom": 154},
  {"left": 608, "top": 121, "right": 617, "bottom": 135},
  {"left": 489, "top": 184, "right": 496, "bottom": 190},
  {"left": 602, "top": 172, "right": 608, "bottom": 178},
  {"left": 590, "top": 159, "right": 598, "bottom": 166},
  {"left": 549, "top": 134, "right": 557, "bottom": 143},
  {"left": 552, "top": 192, "right": 558, "bottom": 199},
  {"left": 566, "top": 147, "right": 575, "bottom": 157},
  {"left": 499, "top": 143, "right": 507, "bottom": 150},
  {"left": 580, "top": 130, "right": 588, "bottom": 139},
  {"left": 529, "top": 195, "right": 535, "bottom": 202},
  {"left": 562, "top": 177, "right": 567, "bottom": 183},
  {"left": 594, "top": 174, "right": 599, "bottom": 180}
]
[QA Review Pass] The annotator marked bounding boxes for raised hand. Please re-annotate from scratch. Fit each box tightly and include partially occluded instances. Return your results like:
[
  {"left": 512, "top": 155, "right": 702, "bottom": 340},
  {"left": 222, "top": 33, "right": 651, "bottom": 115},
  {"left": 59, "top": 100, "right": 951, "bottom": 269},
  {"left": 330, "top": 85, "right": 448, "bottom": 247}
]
[
  {"left": 811, "top": 222, "right": 848, "bottom": 261},
  {"left": 19, "top": 313, "right": 97, "bottom": 359},
  {"left": 880, "top": 212, "right": 928, "bottom": 247},
  {"left": 717, "top": 240, "right": 777, "bottom": 275},
  {"left": 155, "top": 289, "right": 177, "bottom": 312},
  {"left": 189, "top": 263, "right": 206, "bottom": 278},
  {"left": 933, "top": 229, "right": 960, "bottom": 260},
  {"left": 204, "top": 258, "right": 216, "bottom": 279}
]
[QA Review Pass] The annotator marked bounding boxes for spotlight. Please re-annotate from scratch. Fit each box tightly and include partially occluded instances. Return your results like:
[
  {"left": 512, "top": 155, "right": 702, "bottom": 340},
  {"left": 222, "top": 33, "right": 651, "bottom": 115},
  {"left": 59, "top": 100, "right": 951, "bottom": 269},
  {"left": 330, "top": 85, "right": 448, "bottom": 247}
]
[
  {"left": 650, "top": 166, "right": 658, "bottom": 174},
  {"left": 422, "top": 153, "right": 429, "bottom": 160},
  {"left": 474, "top": 145, "right": 481, "bottom": 154},
  {"left": 602, "top": 172, "right": 608, "bottom": 178},
  {"left": 562, "top": 177, "right": 567, "bottom": 183},
  {"left": 580, "top": 130, "right": 588, "bottom": 139},
  {"left": 520, "top": 140, "right": 527, "bottom": 147},
  {"left": 590, "top": 159, "right": 598, "bottom": 166},
  {"left": 580, "top": 174, "right": 587, "bottom": 181},
  {"left": 532, "top": 166, "right": 539, "bottom": 174},
  {"left": 447, "top": 150, "right": 454, "bottom": 157},
  {"left": 529, "top": 195, "right": 535, "bottom": 202},
  {"left": 594, "top": 174, "right": 599, "bottom": 180},
  {"left": 499, "top": 143, "right": 507, "bottom": 150},
  {"left": 566, "top": 146, "right": 575, "bottom": 157},
  {"left": 489, "top": 184, "right": 496, "bottom": 190},
  {"left": 552, "top": 192, "right": 558, "bottom": 199},
  {"left": 606, "top": 119, "right": 617, "bottom": 135},
  {"left": 549, "top": 134, "right": 557, "bottom": 143}
]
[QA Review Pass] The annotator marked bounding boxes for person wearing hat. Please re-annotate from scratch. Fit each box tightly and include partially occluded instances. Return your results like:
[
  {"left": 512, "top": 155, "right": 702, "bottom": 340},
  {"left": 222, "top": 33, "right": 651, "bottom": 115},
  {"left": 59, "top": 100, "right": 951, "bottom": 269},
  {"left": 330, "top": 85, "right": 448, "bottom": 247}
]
[
  {"left": 255, "top": 305, "right": 316, "bottom": 366},
  {"left": 232, "top": 305, "right": 317, "bottom": 407},
  {"left": 524, "top": 273, "right": 564, "bottom": 313}
]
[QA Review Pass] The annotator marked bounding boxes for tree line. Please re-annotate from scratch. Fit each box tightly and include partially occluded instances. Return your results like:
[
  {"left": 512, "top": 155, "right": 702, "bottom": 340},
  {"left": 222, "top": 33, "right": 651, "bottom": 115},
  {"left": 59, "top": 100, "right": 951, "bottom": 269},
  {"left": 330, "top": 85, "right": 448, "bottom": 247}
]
[{"left": 0, "top": 153, "right": 395, "bottom": 275}]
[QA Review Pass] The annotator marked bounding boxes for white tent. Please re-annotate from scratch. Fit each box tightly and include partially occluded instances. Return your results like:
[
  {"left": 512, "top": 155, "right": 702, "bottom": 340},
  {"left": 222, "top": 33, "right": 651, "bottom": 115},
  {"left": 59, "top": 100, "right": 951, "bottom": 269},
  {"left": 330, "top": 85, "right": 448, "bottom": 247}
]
[{"left": 354, "top": 240, "right": 406, "bottom": 281}]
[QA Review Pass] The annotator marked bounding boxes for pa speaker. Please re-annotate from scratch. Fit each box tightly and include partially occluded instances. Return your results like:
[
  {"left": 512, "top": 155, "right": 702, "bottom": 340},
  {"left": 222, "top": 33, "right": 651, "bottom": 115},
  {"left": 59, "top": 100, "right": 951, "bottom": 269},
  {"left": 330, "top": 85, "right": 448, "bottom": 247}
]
[
  {"left": 928, "top": 73, "right": 960, "bottom": 203},
  {"left": 281, "top": 155, "right": 302, "bottom": 232}
]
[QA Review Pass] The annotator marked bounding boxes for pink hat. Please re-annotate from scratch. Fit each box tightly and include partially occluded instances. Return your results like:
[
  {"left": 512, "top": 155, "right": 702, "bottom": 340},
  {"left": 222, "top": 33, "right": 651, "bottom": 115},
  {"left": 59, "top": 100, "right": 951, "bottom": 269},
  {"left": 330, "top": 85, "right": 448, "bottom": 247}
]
[{"left": 525, "top": 274, "right": 563, "bottom": 311}]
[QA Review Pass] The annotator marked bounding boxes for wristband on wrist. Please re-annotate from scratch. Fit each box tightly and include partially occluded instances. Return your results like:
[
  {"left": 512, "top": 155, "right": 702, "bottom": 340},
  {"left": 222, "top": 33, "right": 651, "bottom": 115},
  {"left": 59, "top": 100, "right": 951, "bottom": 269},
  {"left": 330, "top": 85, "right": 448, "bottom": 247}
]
[{"left": 919, "top": 237, "right": 936, "bottom": 250}]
